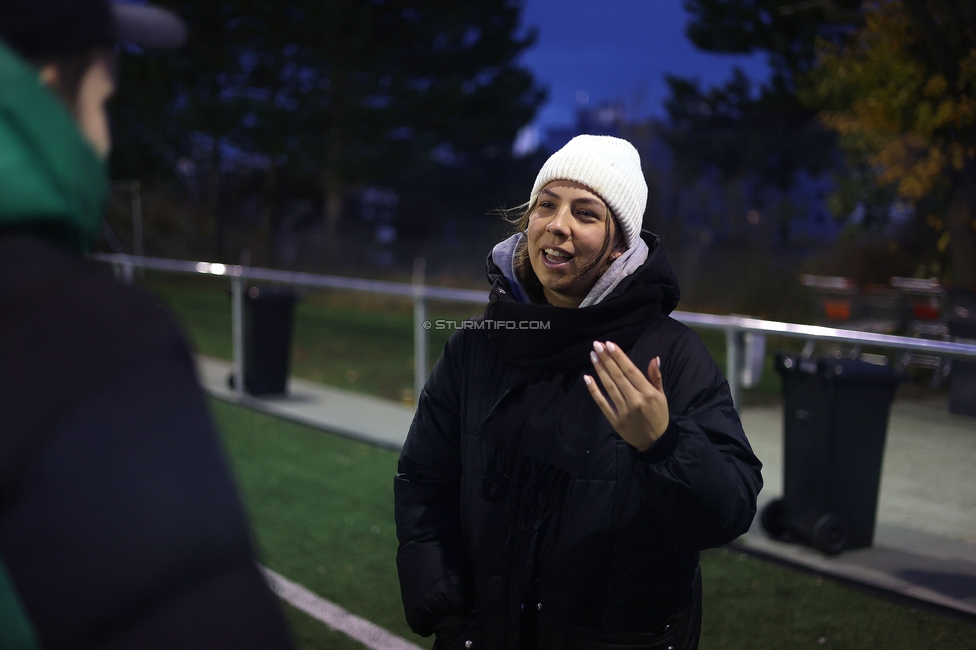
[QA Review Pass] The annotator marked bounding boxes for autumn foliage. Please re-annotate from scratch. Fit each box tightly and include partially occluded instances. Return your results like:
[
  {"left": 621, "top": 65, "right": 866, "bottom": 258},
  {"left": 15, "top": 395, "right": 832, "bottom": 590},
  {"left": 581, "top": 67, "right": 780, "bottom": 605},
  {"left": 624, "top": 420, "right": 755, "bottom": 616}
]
[{"left": 803, "top": 0, "right": 976, "bottom": 287}]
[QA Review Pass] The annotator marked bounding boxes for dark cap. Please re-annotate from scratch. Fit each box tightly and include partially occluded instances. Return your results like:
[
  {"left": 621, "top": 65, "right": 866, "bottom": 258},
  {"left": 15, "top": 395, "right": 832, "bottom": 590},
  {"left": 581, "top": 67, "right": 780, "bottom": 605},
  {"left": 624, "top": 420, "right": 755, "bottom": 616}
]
[{"left": 0, "top": 0, "right": 186, "bottom": 61}]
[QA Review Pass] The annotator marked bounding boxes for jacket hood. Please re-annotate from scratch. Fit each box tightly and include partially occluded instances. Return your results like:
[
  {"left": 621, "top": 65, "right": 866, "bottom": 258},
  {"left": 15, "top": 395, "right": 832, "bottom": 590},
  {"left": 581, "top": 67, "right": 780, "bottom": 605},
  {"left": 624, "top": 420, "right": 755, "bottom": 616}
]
[
  {"left": 486, "top": 229, "right": 680, "bottom": 313},
  {"left": 0, "top": 39, "right": 108, "bottom": 251},
  {"left": 490, "top": 232, "right": 653, "bottom": 307},
  {"left": 483, "top": 230, "right": 681, "bottom": 369}
]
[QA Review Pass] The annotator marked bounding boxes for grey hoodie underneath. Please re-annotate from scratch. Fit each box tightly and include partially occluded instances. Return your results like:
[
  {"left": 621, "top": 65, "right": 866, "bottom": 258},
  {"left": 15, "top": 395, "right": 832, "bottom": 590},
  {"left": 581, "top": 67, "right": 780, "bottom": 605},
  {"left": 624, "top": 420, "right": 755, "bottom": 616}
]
[{"left": 490, "top": 233, "right": 649, "bottom": 307}]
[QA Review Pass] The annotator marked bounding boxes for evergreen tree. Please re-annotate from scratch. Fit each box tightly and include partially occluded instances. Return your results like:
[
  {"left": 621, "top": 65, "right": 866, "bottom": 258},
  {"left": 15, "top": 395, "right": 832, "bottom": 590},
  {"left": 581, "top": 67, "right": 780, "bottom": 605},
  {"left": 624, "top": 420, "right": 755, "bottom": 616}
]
[
  {"left": 683, "top": 0, "right": 862, "bottom": 89},
  {"left": 110, "top": 0, "right": 545, "bottom": 246},
  {"left": 660, "top": 0, "right": 862, "bottom": 243}
]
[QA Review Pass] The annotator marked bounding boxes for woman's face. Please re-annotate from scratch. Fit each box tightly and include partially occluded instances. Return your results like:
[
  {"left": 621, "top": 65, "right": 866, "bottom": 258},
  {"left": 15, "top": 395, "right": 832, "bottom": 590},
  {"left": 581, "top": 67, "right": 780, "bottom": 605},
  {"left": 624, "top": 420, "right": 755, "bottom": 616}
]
[{"left": 526, "top": 180, "right": 626, "bottom": 308}]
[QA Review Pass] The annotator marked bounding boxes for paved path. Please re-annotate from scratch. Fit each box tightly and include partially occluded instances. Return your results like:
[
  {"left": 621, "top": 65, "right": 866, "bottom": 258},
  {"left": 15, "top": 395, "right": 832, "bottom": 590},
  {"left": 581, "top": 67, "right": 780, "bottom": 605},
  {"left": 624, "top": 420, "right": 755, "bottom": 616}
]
[
  {"left": 197, "top": 356, "right": 414, "bottom": 450},
  {"left": 740, "top": 402, "right": 976, "bottom": 617},
  {"left": 196, "top": 355, "right": 976, "bottom": 618}
]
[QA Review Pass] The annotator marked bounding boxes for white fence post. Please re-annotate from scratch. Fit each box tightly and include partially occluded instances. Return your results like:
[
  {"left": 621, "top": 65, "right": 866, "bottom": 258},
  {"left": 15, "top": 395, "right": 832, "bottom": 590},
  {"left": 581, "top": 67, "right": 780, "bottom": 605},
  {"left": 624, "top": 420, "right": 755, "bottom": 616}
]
[
  {"left": 742, "top": 332, "right": 767, "bottom": 389},
  {"left": 121, "top": 258, "right": 134, "bottom": 284},
  {"left": 231, "top": 275, "right": 245, "bottom": 399},
  {"left": 726, "top": 327, "right": 744, "bottom": 408},
  {"left": 412, "top": 257, "right": 428, "bottom": 403}
]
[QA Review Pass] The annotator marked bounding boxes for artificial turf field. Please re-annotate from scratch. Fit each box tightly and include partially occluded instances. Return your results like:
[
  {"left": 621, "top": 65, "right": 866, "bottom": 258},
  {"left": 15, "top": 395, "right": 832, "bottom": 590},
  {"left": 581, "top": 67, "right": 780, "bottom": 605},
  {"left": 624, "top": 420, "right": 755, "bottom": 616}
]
[
  {"left": 214, "top": 400, "right": 976, "bottom": 650},
  {"left": 144, "top": 274, "right": 975, "bottom": 648}
]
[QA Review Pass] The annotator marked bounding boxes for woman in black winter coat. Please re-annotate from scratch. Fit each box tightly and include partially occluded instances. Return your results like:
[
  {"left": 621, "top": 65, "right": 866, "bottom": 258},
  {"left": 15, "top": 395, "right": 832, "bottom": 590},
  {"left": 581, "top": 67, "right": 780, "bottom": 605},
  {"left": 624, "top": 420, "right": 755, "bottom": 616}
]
[{"left": 395, "top": 135, "right": 763, "bottom": 650}]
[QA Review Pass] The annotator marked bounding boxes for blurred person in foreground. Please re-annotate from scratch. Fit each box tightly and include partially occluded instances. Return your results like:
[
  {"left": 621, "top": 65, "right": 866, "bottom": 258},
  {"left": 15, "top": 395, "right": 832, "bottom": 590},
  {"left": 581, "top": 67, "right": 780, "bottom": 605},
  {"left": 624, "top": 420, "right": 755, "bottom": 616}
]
[
  {"left": 0, "top": 1, "right": 293, "bottom": 647},
  {"left": 395, "top": 135, "right": 763, "bottom": 649}
]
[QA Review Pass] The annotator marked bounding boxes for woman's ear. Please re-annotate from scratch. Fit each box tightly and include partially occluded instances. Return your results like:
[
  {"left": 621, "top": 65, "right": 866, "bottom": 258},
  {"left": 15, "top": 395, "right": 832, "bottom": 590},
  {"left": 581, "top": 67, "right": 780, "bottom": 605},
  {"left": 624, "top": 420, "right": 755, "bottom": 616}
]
[{"left": 611, "top": 231, "right": 627, "bottom": 257}]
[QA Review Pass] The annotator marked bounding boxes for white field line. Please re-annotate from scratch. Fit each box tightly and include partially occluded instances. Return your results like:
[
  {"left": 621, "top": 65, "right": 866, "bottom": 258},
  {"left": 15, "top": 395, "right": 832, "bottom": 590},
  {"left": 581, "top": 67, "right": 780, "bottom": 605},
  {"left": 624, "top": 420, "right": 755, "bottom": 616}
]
[{"left": 260, "top": 566, "right": 424, "bottom": 650}]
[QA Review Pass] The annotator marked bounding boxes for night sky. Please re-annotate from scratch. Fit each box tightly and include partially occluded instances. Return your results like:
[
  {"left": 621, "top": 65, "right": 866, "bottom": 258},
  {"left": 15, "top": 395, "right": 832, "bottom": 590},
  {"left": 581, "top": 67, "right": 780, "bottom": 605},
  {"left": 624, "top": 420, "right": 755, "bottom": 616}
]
[{"left": 520, "top": 0, "right": 769, "bottom": 129}]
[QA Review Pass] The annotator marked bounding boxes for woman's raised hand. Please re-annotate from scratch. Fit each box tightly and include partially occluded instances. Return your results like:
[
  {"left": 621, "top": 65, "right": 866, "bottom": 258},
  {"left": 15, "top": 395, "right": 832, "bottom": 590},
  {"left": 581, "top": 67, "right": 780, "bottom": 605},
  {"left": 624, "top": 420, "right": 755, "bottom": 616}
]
[{"left": 583, "top": 341, "right": 669, "bottom": 452}]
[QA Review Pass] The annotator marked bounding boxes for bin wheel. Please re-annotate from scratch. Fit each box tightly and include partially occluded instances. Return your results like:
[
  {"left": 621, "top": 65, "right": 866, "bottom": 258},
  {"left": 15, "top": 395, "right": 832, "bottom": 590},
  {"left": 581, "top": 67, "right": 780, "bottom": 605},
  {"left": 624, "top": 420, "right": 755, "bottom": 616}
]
[
  {"left": 812, "top": 514, "right": 847, "bottom": 555},
  {"left": 760, "top": 499, "right": 790, "bottom": 540}
]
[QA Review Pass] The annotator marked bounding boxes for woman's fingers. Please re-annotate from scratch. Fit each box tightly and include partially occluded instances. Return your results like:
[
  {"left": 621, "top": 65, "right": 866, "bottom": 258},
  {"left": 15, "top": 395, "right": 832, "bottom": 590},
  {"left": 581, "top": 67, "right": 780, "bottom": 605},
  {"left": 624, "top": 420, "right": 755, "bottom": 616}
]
[
  {"left": 647, "top": 356, "right": 664, "bottom": 392},
  {"left": 592, "top": 342, "right": 638, "bottom": 406},
  {"left": 584, "top": 341, "right": 670, "bottom": 450},
  {"left": 589, "top": 344, "right": 671, "bottom": 449},
  {"left": 598, "top": 341, "right": 666, "bottom": 399},
  {"left": 604, "top": 341, "right": 652, "bottom": 390},
  {"left": 583, "top": 374, "right": 618, "bottom": 423},
  {"left": 590, "top": 348, "right": 629, "bottom": 411}
]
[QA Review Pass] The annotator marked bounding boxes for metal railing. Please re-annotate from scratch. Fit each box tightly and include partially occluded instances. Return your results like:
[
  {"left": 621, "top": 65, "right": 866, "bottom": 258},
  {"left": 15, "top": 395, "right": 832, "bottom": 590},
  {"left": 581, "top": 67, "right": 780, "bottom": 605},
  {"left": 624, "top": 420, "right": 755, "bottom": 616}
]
[{"left": 92, "top": 253, "right": 976, "bottom": 407}]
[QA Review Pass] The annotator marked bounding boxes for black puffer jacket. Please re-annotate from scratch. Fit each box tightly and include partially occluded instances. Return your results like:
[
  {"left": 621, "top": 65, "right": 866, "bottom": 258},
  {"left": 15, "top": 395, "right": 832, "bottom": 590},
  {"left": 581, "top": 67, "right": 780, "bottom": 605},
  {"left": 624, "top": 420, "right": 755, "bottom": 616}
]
[
  {"left": 0, "top": 234, "right": 293, "bottom": 649},
  {"left": 395, "top": 233, "right": 762, "bottom": 650}
]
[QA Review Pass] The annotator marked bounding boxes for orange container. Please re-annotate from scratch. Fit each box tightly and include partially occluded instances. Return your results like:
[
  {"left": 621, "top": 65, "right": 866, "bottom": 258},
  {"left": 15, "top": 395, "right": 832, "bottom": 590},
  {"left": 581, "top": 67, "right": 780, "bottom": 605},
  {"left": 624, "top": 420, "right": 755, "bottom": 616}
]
[{"left": 823, "top": 299, "right": 852, "bottom": 321}]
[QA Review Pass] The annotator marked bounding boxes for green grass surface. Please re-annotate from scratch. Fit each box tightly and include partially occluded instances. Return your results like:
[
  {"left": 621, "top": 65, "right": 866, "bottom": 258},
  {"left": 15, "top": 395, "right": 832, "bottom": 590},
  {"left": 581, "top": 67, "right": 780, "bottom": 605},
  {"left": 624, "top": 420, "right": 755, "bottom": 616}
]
[
  {"left": 212, "top": 398, "right": 421, "bottom": 646},
  {"left": 701, "top": 549, "right": 975, "bottom": 649},
  {"left": 213, "top": 400, "right": 976, "bottom": 650}
]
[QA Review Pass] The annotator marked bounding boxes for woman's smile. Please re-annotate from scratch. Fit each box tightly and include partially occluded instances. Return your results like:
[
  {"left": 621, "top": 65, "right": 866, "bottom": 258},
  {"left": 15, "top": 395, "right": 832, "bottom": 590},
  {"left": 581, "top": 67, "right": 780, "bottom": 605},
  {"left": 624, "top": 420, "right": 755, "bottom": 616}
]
[
  {"left": 541, "top": 246, "right": 573, "bottom": 268},
  {"left": 526, "top": 180, "right": 624, "bottom": 307}
]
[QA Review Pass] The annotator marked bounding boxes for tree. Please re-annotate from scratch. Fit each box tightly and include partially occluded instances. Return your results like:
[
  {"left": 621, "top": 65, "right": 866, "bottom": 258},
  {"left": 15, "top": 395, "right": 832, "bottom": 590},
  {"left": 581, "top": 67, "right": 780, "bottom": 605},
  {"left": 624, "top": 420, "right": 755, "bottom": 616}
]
[
  {"left": 683, "top": 0, "right": 863, "bottom": 90},
  {"left": 802, "top": 0, "right": 976, "bottom": 287},
  {"left": 110, "top": 0, "right": 545, "bottom": 246},
  {"left": 660, "top": 1, "right": 864, "bottom": 243},
  {"left": 662, "top": 70, "right": 837, "bottom": 190},
  {"left": 661, "top": 69, "right": 837, "bottom": 244},
  {"left": 297, "top": 0, "right": 543, "bottom": 233},
  {"left": 111, "top": 1, "right": 265, "bottom": 254}
]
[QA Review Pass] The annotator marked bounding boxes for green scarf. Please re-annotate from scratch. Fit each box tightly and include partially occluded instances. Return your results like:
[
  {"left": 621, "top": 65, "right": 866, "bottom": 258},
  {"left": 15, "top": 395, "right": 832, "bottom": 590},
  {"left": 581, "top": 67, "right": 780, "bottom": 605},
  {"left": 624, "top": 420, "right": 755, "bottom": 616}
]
[
  {"left": 0, "top": 39, "right": 108, "bottom": 252},
  {"left": 0, "top": 555, "right": 40, "bottom": 649}
]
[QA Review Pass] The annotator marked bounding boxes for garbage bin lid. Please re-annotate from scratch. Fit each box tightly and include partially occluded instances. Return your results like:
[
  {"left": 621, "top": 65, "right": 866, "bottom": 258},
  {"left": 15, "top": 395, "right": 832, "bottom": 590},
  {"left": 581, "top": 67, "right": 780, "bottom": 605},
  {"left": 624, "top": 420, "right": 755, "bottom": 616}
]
[
  {"left": 776, "top": 354, "right": 904, "bottom": 384},
  {"left": 246, "top": 286, "right": 298, "bottom": 303}
]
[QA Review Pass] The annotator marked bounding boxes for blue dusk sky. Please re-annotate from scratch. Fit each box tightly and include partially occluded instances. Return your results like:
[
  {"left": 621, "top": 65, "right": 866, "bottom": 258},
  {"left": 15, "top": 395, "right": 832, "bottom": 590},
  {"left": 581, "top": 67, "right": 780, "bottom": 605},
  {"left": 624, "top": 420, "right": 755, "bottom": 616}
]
[{"left": 519, "top": 0, "right": 770, "bottom": 129}]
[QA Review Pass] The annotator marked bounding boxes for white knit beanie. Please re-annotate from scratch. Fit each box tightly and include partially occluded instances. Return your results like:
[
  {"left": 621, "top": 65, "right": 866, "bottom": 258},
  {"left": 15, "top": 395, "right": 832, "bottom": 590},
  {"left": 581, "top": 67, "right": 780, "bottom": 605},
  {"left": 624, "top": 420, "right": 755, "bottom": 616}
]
[{"left": 530, "top": 135, "right": 647, "bottom": 249}]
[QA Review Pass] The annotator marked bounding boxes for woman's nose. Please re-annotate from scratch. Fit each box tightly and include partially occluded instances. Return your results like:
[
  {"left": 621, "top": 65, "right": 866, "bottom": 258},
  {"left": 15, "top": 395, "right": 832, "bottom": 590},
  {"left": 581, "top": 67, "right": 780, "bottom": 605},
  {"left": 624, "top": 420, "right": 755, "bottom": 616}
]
[{"left": 546, "top": 206, "right": 572, "bottom": 236}]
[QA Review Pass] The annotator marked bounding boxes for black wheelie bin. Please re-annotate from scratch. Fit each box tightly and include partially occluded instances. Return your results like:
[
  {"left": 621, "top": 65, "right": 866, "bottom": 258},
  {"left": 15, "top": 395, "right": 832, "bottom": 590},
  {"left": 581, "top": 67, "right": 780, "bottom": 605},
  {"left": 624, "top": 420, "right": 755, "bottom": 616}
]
[
  {"left": 761, "top": 354, "right": 902, "bottom": 555},
  {"left": 947, "top": 304, "right": 976, "bottom": 417},
  {"left": 242, "top": 286, "right": 297, "bottom": 396}
]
